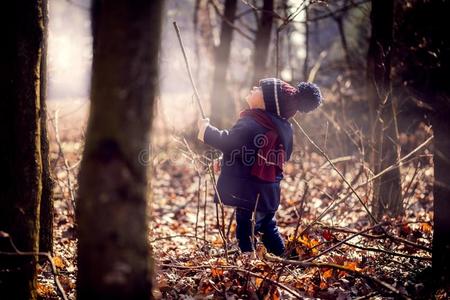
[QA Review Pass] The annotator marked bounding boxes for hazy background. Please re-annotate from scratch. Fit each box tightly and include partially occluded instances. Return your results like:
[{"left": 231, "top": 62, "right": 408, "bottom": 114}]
[{"left": 47, "top": 0, "right": 314, "bottom": 131}]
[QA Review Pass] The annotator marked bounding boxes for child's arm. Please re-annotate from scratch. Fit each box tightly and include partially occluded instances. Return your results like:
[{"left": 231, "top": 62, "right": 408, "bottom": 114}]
[{"left": 198, "top": 118, "right": 251, "bottom": 154}]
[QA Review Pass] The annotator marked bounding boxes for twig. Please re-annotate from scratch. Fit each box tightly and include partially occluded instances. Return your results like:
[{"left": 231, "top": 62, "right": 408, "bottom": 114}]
[
  {"left": 402, "top": 161, "right": 421, "bottom": 209},
  {"left": 342, "top": 241, "right": 431, "bottom": 261},
  {"left": 265, "top": 254, "right": 412, "bottom": 300},
  {"left": 51, "top": 110, "right": 76, "bottom": 213},
  {"left": 235, "top": 267, "right": 303, "bottom": 298},
  {"left": 149, "top": 234, "right": 209, "bottom": 244},
  {"left": 292, "top": 181, "right": 308, "bottom": 240},
  {"left": 195, "top": 174, "right": 202, "bottom": 242},
  {"left": 158, "top": 263, "right": 303, "bottom": 298},
  {"left": 293, "top": 117, "right": 378, "bottom": 224},
  {"left": 251, "top": 194, "right": 260, "bottom": 257},
  {"left": 322, "top": 225, "right": 432, "bottom": 252},
  {"left": 226, "top": 208, "right": 236, "bottom": 242},
  {"left": 173, "top": 21, "right": 205, "bottom": 118},
  {"left": 208, "top": 162, "right": 229, "bottom": 262},
  {"left": 204, "top": 180, "right": 208, "bottom": 243},
  {"left": 305, "top": 223, "right": 383, "bottom": 262},
  {"left": 0, "top": 232, "right": 68, "bottom": 300},
  {"left": 208, "top": 0, "right": 254, "bottom": 41},
  {"left": 385, "top": 233, "right": 432, "bottom": 252},
  {"left": 284, "top": 181, "right": 308, "bottom": 259}
]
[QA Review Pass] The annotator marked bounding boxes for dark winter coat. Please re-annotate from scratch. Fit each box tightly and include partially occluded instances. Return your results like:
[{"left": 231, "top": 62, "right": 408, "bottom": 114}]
[{"left": 204, "top": 109, "right": 293, "bottom": 212}]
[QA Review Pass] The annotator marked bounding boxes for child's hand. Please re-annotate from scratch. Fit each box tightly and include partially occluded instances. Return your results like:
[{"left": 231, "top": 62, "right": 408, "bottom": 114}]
[
  {"left": 197, "top": 117, "right": 210, "bottom": 142},
  {"left": 197, "top": 117, "right": 210, "bottom": 130}
]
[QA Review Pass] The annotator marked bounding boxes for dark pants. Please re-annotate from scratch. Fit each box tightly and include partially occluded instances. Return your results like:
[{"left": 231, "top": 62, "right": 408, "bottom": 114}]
[{"left": 235, "top": 208, "right": 285, "bottom": 256}]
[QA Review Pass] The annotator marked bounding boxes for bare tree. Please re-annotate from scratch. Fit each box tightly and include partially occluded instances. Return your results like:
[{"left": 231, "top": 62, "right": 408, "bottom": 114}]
[
  {"left": 366, "top": 0, "right": 402, "bottom": 219},
  {"left": 76, "top": 1, "right": 163, "bottom": 299},
  {"left": 39, "top": 0, "right": 54, "bottom": 255},
  {"left": 0, "top": 0, "right": 49, "bottom": 299},
  {"left": 210, "top": 0, "right": 238, "bottom": 128},
  {"left": 252, "top": 0, "right": 274, "bottom": 84}
]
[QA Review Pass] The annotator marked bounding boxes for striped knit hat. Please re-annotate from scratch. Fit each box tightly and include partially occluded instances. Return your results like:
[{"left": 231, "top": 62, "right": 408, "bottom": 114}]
[{"left": 259, "top": 78, "right": 323, "bottom": 119}]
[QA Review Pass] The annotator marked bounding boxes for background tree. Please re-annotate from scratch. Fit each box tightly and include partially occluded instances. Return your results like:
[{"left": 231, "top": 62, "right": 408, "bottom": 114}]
[
  {"left": 39, "top": 0, "right": 54, "bottom": 255},
  {"left": 366, "top": 0, "right": 402, "bottom": 219},
  {"left": 210, "top": 0, "right": 238, "bottom": 128},
  {"left": 76, "top": 0, "right": 163, "bottom": 299},
  {"left": 252, "top": 0, "right": 274, "bottom": 84},
  {"left": 0, "top": 0, "right": 50, "bottom": 299}
]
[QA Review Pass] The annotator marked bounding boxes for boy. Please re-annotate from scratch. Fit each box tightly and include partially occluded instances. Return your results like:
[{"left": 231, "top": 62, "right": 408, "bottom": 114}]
[{"left": 197, "top": 78, "right": 322, "bottom": 256}]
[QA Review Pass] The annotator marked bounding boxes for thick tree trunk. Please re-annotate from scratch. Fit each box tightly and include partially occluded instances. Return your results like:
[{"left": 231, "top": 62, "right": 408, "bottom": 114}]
[
  {"left": 394, "top": 0, "right": 449, "bottom": 288},
  {"left": 76, "top": 1, "right": 163, "bottom": 299},
  {"left": 0, "top": 1, "right": 47, "bottom": 299},
  {"left": 432, "top": 109, "right": 450, "bottom": 288},
  {"left": 367, "top": 0, "right": 402, "bottom": 220},
  {"left": 210, "top": 0, "right": 238, "bottom": 128},
  {"left": 252, "top": 0, "right": 274, "bottom": 84}
]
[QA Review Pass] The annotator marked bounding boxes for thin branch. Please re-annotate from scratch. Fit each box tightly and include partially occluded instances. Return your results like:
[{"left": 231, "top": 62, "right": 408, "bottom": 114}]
[
  {"left": 159, "top": 263, "right": 303, "bottom": 298},
  {"left": 208, "top": 0, "right": 254, "bottom": 41},
  {"left": 0, "top": 232, "right": 68, "bottom": 300},
  {"left": 304, "top": 223, "right": 383, "bottom": 262},
  {"left": 149, "top": 234, "right": 208, "bottom": 243},
  {"left": 195, "top": 174, "right": 202, "bottom": 242},
  {"left": 293, "top": 117, "right": 379, "bottom": 224},
  {"left": 51, "top": 110, "right": 76, "bottom": 213},
  {"left": 342, "top": 241, "right": 431, "bottom": 261},
  {"left": 265, "top": 254, "right": 412, "bottom": 299},
  {"left": 251, "top": 194, "right": 260, "bottom": 258}
]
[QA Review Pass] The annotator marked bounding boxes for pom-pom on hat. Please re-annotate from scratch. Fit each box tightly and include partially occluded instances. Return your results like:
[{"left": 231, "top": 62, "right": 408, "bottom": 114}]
[{"left": 259, "top": 78, "right": 323, "bottom": 119}]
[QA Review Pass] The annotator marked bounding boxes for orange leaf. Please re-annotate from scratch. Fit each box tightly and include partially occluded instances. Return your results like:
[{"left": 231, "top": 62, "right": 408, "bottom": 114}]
[
  {"left": 211, "top": 267, "right": 223, "bottom": 277},
  {"left": 344, "top": 261, "right": 358, "bottom": 271},
  {"left": 322, "top": 268, "right": 333, "bottom": 279},
  {"left": 53, "top": 256, "right": 65, "bottom": 269},
  {"left": 255, "top": 277, "right": 263, "bottom": 287},
  {"left": 37, "top": 283, "right": 54, "bottom": 297},
  {"left": 420, "top": 223, "right": 432, "bottom": 234}
]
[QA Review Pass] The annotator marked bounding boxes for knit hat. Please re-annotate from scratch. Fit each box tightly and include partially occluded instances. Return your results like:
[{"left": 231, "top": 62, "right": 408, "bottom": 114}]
[{"left": 259, "top": 78, "right": 323, "bottom": 119}]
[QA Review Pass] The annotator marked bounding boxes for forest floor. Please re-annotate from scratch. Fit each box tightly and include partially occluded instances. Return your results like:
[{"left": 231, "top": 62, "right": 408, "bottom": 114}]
[{"left": 36, "top": 101, "right": 440, "bottom": 299}]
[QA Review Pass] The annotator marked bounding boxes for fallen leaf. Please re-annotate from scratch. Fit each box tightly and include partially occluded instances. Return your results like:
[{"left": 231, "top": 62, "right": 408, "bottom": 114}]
[{"left": 53, "top": 256, "right": 65, "bottom": 269}]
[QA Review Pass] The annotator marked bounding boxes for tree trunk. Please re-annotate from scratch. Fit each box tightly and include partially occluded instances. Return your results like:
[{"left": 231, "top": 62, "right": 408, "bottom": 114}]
[
  {"left": 210, "top": 0, "right": 238, "bottom": 128},
  {"left": 432, "top": 109, "right": 450, "bottom": 288},
  {"left": 39, "top": 0, "right": 54, "bottom": 255},
  {"left": 0, "top": 1, "right": 47, "bottom": 299},
  {"left": 367, "top": 0, "right": 402, "bottom": 220},
  {"left": 394, "top": 0, "right": 449, "bottom": 288},
  {"left": 76, "top": 1, "right": 163, "bottom": 299},
  {"left": 303, "top": 5, "right": 309, "bottom": 81},
  {"left": 252, "top": 0, "right": 274, "bottom": 84}
]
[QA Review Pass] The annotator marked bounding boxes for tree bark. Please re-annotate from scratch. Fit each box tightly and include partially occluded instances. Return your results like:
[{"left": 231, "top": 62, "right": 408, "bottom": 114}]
[
  {"left": 252, "top": 0, "right": 274, "bottom": 84},
  {"left": 303, "top": 5, "right": 309, "bottom": 81},
  {"left": 210, "top": 0, "right": 238, "bottom": 128},
  {"left": 394, "top": 0, "right": 449, "bottom": 288},
  {"left": 76, "top": 1, "right": 163, "bottom": 299},
  {"left": 0, "top": 1, "right": 47, "bottom": 299},
  {"left": 39, "top": 0, "right": 54, "bottom": 255},
  {"left": 432, "top": 109, "right": 450, "bottom": 288},
  {"left": 367, "top": 0, "right": 403, "bottom": 220}
]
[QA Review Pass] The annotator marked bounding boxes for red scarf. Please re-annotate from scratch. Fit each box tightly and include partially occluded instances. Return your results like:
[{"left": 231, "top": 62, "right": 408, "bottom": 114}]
[{"left": 240, "top": 109, "right": 285, "bottom": 182}]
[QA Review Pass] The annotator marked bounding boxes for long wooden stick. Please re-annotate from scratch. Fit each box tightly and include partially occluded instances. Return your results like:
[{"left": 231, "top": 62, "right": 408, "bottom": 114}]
[{"left": 173, "top": 21, "right": 206, "bottom": 118}]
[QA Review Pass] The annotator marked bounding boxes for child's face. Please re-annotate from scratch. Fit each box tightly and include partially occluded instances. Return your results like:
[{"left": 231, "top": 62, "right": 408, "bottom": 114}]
[{"left": 245, "top": 86, "right": 265, "bottom": 109}]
